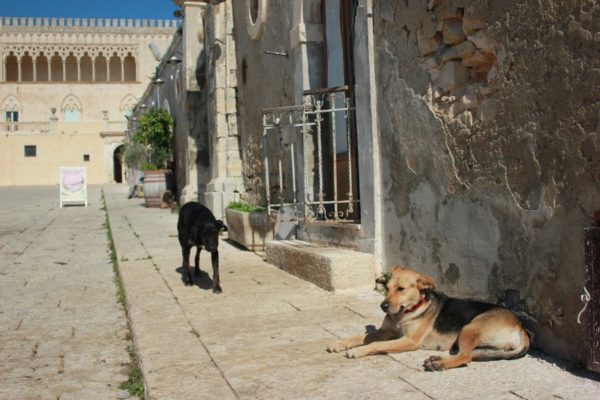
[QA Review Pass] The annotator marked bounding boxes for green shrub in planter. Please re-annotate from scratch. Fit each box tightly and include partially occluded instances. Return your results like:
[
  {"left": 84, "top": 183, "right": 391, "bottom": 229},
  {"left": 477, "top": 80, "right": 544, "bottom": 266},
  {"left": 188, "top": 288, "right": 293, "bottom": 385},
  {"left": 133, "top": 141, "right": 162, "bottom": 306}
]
[{"left": 226, "top": 201, "right": 265, "bottom": 213}]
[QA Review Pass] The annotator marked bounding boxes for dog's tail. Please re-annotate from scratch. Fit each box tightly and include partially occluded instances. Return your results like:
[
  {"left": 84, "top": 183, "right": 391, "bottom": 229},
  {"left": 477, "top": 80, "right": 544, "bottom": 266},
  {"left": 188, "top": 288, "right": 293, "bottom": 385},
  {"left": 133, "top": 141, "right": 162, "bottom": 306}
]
[{"left": 471, "top": 328, "right": 530, "bottom": 361}]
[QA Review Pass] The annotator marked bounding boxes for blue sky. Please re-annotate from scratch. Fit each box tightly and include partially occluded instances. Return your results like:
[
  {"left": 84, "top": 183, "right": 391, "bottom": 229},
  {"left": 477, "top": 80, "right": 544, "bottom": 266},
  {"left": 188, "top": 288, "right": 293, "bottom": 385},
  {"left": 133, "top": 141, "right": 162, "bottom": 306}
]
[{"left": 1, "top": 0, "right": 178, "bottom": 20}]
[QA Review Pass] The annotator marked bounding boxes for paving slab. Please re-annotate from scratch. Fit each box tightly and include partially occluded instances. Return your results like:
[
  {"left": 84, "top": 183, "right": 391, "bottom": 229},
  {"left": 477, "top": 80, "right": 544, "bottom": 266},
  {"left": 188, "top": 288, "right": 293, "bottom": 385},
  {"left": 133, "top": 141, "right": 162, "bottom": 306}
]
[
  {"left": 101, "top": 184, "right": 600, "bottom": 400},
  {"left": 0, "top": 186, "right": 132, "bottom": 400}
]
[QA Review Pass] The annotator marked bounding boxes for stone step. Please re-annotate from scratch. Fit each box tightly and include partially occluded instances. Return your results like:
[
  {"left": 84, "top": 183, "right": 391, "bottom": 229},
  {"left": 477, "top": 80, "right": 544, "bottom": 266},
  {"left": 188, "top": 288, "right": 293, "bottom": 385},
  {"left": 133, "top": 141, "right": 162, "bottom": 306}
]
[{"left": 266, "top": 240, "right": 375, "bottom": 292}]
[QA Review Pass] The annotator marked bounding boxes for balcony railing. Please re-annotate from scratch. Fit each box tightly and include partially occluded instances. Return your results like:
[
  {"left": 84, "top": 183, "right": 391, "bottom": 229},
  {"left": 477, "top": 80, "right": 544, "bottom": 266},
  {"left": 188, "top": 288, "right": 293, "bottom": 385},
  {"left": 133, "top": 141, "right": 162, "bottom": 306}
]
[
  {"left": 0, "top": 121, "right": 127, "bottom": 133},
  {"left": 262, "top": 86, "right": 360, "bottom": 224},
  {"left": 0, "top": 122, "right": 49, "bottom": 132}
]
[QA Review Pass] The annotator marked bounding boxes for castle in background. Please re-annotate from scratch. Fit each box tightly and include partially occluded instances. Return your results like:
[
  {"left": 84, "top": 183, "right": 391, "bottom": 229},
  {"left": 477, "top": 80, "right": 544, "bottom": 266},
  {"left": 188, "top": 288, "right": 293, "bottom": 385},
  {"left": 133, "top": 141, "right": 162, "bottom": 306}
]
[{"left": 0, "top": 17, "right": 176, "bottom": 186}]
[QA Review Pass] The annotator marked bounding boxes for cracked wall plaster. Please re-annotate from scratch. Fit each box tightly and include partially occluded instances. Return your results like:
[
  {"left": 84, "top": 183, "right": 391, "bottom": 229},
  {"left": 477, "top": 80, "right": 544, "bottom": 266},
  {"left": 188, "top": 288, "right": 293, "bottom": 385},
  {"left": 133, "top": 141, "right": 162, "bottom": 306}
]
[{"left": 374, "top": 0, "right": 600, "bottom": 362}]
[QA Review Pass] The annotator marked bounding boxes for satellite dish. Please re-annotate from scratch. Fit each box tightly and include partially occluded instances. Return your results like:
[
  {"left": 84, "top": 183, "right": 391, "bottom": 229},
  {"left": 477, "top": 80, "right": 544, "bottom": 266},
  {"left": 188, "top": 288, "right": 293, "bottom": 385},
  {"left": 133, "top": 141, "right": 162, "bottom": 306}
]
[{"left": 148, "top": 43, "right": 162, "bottom": 61}]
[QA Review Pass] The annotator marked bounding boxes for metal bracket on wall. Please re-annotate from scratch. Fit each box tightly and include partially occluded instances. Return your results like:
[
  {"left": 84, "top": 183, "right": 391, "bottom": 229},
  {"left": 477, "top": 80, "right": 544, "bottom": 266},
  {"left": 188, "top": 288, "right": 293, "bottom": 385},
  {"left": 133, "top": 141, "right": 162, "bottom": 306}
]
[{"left": 577, "top": 286, "right": 591, "bottom": 324}]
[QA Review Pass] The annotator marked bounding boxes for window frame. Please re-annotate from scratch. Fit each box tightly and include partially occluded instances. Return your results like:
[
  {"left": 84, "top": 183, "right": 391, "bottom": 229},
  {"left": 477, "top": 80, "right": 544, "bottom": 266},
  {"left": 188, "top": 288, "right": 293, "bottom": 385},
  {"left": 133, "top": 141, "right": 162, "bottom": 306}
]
[{"left": 24, "top": 145, "right": 37, "bottom": 158}]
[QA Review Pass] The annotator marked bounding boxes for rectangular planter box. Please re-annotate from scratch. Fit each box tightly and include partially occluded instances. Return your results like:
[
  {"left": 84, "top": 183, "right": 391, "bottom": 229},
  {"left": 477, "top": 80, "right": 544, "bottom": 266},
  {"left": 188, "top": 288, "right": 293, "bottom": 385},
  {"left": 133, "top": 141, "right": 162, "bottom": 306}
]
[{"left": 225, "top": 208, "right": 277, "bottom": 251}]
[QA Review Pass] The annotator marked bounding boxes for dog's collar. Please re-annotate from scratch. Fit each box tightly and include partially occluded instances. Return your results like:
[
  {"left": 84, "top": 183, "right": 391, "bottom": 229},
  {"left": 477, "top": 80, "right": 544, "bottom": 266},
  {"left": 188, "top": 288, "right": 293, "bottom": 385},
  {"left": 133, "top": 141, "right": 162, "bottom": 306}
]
[{"left": 405, "top": 296, "right": 428, "bottom": 314}]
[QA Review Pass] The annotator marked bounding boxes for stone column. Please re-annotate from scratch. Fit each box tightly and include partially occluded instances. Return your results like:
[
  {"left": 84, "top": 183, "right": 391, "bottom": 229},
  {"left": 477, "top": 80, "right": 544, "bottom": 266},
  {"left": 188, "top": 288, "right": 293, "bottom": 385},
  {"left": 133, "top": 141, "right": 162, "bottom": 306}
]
[
  {"left": 17, "top": 58, "right": 22, "bottom": 82},
  {"left": 120, "top": 58, "right": 125, "bottom": 82},
  {"left": 177, "top": 1, "right": 208, "bottom": 205},
  {"left": 33, "top": 56, "right": 37, "bottom": 81},
  {"left": 105, "top": 58, "right": 110, "bottom": 81},
  {"left": 202, "top": 1, "right": 243, "bottom": 220},
  {"left": 1, "top": 53, "right": 6, "bottom": 82},
  {"left": 92, "top": 59, "right": 96, "bottom": 82},
  {"left": 62, "top": 59, "right": 66, "bottom": 81},
  {"left": 77, "top": 58, "right": 81, "bottom": 81}
]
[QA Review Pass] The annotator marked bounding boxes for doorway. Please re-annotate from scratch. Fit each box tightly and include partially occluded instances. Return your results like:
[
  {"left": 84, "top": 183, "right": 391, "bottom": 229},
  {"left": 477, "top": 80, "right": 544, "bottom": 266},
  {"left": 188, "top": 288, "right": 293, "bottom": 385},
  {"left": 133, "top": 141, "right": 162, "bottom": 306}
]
[{"left": 113, "top": 145, "right": 124, "bottom": 183}]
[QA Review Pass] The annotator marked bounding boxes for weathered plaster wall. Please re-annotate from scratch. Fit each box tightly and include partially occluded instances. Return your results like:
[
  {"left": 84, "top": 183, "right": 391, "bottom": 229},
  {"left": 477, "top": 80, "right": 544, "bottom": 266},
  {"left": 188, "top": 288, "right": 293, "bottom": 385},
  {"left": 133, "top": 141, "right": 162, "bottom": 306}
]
[
  {"left": 374, "top": 0, "right": 600, "bottom": 362},
  {"left": 231, "top": 0, "right": 295, "bottom": 205}
]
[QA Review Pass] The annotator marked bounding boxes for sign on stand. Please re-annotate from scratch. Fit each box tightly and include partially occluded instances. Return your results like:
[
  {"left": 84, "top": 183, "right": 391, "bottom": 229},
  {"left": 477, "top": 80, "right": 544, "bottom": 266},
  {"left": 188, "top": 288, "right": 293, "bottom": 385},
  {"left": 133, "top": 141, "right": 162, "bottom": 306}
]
[{"left": 59, "top": 167, "right": 88, "bottom": 207}]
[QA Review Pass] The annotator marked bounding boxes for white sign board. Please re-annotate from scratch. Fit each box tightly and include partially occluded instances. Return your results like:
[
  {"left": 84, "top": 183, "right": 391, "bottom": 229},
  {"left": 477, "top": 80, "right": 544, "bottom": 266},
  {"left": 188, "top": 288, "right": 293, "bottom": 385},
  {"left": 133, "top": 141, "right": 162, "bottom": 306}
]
[{"left": 59, "top": 167, "right": 88, "bottom": 207}]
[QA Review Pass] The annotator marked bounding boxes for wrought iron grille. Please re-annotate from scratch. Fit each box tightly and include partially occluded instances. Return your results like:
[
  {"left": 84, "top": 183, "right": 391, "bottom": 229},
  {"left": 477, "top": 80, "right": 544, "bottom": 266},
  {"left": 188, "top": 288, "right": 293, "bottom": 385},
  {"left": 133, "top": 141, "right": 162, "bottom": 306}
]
[
  {"left": 585, "top": 227, "right": 600, "bottom": 373},
  {"left": 262, "top": 87, "right": 359, "bottom": 224}
]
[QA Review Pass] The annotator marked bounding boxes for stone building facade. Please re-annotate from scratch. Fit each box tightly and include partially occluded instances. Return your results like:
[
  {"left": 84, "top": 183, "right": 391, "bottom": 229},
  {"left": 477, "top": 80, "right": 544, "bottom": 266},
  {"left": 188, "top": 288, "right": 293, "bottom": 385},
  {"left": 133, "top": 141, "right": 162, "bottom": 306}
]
[
  {"left": 152, "top": 0, "right": 600, "bottom": 365},
  {"left": 0, "top": 17, "right": 175, "bottom": 185},
  {"left": 229, "top": 0, "right": 600, "bottom": 365},
  {"left": 132, "top": 1, "right": 242, "bottom": 219}
]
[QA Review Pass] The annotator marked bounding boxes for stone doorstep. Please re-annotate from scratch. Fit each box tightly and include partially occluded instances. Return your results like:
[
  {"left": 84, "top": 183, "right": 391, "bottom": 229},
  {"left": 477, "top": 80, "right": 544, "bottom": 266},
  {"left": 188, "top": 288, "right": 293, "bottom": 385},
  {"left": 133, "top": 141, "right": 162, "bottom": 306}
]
[{"left": 266, "top": 240, "right": 375, "bottom": 292}]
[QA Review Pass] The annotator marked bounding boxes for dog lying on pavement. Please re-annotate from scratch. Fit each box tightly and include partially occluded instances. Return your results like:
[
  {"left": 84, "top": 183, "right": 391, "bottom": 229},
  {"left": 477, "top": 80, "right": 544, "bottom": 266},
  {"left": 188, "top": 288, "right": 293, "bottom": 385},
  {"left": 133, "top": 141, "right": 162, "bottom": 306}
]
[
  {"left": 177, "top": 202, "right": 227, "bottom": 293},
  {"left": 327, "top": 266, "right": 530, "bottom": 371}
]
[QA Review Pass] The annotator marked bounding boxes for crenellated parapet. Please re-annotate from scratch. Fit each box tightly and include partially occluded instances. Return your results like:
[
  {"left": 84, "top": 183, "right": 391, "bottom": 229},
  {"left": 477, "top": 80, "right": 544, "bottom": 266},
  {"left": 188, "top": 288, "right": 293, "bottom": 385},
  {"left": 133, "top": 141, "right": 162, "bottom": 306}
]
[{"left": 0, "top": 17, "right": 178, "bottom": 33}]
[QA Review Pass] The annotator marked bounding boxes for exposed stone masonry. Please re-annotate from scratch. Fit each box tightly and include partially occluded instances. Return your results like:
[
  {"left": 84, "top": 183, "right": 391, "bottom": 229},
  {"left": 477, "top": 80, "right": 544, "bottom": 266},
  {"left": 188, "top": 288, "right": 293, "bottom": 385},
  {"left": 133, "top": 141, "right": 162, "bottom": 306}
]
[{"left": 417, "top": 1, "right": 502, "bottom": 123}]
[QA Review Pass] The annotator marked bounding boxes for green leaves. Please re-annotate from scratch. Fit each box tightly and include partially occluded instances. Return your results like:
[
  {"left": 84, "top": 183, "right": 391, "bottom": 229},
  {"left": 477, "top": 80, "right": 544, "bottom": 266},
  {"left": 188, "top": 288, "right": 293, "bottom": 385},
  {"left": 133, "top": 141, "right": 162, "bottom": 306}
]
[
  {"left": 226, "top": 201, "right": 266, "bottom": 212},
  {"left": 132, "top": 108, "right": 174, "bottom": 169}
]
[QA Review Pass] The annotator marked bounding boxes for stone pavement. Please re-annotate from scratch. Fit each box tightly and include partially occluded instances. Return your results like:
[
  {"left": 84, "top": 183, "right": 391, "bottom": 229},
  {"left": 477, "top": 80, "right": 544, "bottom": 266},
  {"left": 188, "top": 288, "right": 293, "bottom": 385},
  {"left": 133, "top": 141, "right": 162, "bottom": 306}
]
[
  {"left": 2, "top": 185, "right": 600, "bottom": 400},
  {"left": 101, "top": 184, "right": 600, "bottom": 400},
  {"left": 0, "top": 186, "right": 131, "bottom": 399}
]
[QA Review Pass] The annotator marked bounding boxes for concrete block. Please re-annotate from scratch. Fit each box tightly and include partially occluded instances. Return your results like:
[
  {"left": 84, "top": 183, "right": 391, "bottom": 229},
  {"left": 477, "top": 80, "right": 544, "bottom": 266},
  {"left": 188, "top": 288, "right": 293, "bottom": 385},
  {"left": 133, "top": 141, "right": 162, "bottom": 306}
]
[
  {"left": 468, "top": 31, "right": 493, "bottom": 52},
  {"left": 443, "top": 18, "right": 466, "bottom": 45},
  {"left": 225, "top": 87, "right": 237, "bottom": 114},
  {"left": 225, "top": 209, "right": 277, "bottom": 251},
  {"left": 417, "top": 30, "right": 440, "bottom": 56},
  {"left": 436, "top": 3, "right": 459, "bottom": 20},
  {"left": 437, "top": 61, "right": 469, "bottom": 92},
  {"left": 215, "top": 87, "right": 226, "bottom": 114},
  {"left": 266, "top": 240, "right": 375, "bottom": 292},
  {"left": 441, "top": 40, "right": 476, "bottom": 62},
  {"left": 462, "top": 51, "right": 496, "bottom": 73},
  {"left": 463, "top": 16, "right": 485, "bottom": 34}
]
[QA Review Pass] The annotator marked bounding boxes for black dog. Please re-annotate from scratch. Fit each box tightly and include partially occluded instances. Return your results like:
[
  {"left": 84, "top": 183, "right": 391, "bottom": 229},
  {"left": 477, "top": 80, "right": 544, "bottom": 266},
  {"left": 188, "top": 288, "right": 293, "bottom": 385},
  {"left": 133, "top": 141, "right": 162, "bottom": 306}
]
[{"left": 177, "top": 202, "right": 227, "bottom": 293}]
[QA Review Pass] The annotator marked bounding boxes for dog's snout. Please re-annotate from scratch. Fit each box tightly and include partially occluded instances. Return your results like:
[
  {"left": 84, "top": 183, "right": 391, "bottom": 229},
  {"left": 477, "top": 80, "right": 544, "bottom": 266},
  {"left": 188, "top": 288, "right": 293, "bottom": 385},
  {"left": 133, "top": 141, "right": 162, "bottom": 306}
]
[{"left": 380, "top": 301, "right": 389, "bottom": 313}]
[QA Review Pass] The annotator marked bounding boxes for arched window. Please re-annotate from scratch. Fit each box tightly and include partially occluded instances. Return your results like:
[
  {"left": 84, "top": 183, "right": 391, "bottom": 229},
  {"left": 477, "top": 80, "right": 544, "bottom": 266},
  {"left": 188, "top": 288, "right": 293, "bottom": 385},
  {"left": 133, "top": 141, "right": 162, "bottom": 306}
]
[
  {"left": 2, "top": 95, "right": 22, "bottom": 131},
  {"left": 124, "top": 53, "right": 136, "bottom": 82},
  {"left": 95, "top": 53, "right": 107, "bottom": 81},
  {"left": 35, "top": 53, "right": 49, "bottom": 82},
  {"left": 119, "top": 94, "right": 137, "bottom": 116},
  {"left": 61, "top": 95, "right": 82, "bottom": 122},
  {"left": 109, "top": 53, "right": 121, "bottom": 82},
  {"left": 65, "top": 53, "right": 78, "bottom": 82},
  {"left": 50, "top": 53, "right": 63, "bottom": 82},
  {"left": 80, "top": 53, "right": 93, "bottom": 82},
  {"left": 5, "top": 52, "right": 18, "bottom": 82},
  {"left": 21, "top": 52, "right": 34, "bottom": 82}
]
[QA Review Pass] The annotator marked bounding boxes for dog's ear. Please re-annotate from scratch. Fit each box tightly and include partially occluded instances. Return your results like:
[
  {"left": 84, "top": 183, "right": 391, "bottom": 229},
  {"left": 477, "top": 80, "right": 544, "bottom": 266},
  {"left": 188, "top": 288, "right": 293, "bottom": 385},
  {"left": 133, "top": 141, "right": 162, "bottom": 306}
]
[
  {"left": 417, "top": 274, "right": 435, "bottom": 291},
  {"left": 216, "top": 220, "right": 228, "bottom": 232}
]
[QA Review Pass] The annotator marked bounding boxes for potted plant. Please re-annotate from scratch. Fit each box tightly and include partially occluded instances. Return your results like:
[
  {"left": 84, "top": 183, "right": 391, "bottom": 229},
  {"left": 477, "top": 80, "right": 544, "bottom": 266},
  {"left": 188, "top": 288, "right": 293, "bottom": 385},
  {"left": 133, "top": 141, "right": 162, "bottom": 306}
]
[
  {"left": 132, "top": 108, "right": 175, "bottom": 207},
  {"left": 225, "top": 201, "right": 278, "bottom": 251},
  {"left": 122, "top": 141, "right": 147, "bottom": 198}
]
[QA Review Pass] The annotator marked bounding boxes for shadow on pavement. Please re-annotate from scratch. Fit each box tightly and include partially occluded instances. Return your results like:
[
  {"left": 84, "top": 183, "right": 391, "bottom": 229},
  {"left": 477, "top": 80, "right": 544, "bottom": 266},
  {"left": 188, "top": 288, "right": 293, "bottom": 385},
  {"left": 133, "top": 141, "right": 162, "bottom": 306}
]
[{"left": 174, "top": 266, "right": 213, "bottom": 290}]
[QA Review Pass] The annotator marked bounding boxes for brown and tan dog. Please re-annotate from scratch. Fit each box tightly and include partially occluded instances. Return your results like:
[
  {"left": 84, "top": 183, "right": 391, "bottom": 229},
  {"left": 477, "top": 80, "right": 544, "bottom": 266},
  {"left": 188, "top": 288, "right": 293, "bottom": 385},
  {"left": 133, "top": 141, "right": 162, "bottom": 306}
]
[{"left": 327, "top": 266, "right": 530, "bottom": 371}]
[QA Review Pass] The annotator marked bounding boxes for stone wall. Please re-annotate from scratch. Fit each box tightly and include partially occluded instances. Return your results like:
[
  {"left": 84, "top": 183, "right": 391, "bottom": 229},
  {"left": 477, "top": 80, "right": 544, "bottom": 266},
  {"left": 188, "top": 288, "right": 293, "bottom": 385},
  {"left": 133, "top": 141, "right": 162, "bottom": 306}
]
[
  {"left": 374, "top": 0, "right": 600, "bottom": 361},
  {"left": 231, "top": 0, "right": 295, "bottom": 206}
]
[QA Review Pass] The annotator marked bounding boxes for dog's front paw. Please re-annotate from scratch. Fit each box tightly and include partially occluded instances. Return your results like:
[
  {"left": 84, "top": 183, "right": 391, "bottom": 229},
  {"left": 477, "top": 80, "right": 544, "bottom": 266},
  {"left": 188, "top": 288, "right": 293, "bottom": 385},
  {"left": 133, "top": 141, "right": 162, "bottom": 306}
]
[
  {"left": 423, "top": 356, "right": 444, "bottom": 372},
  {"left": 212, "top": 285, "right": 222, "bottom": 294},
  {"left": 345, "top": 348, "right": 368, "bottom": 359},
  {"left": 326, "top": 341, "right": 348, "bottom": 353}
]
